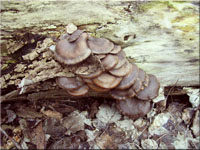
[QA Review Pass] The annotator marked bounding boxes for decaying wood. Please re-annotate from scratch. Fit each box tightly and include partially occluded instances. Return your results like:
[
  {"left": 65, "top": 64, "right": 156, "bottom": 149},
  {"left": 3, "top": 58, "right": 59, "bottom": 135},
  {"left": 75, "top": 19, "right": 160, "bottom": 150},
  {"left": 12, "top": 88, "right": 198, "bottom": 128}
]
[{"left": 1, "top": 1, "right": 199, "bottom": 100}]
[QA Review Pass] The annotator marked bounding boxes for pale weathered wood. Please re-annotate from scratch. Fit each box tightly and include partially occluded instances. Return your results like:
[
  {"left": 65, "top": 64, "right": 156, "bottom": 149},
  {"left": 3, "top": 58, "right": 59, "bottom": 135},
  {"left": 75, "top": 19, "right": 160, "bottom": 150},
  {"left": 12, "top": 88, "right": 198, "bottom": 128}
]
[{"left": 1, "top": 1, "right": 199, "bottom": 93}]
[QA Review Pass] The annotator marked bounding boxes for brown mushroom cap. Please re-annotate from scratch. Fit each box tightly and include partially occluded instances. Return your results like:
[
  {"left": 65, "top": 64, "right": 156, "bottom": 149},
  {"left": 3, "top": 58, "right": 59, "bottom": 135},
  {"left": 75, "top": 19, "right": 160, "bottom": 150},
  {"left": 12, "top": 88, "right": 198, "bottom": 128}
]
[
  {"left": 129, "top": 78, "right": 143, "bottom": 93},
  {"left": 95, "top": 54, "right": 107, "bottom": 59},
  {"left": 116, "top": 97, "right": 152, "bottom": 119},
  {"left": 87, "top": 37, "right": 114, "bottom": 54},
  {"left": 114, "top": 51, "right": 126, "bottom": 69},
  {"left": 109, "top": 60, "right": 132, "bottom": 77},
  {"left": 109, "top": 89, "right": 128, "bottom": 101},
  {"left": 82, "top": 78, "right": 93, "bottom": 84},
  {"left": 136, "top": 74, "right": 160, "bottom": 100},
  {"left": 101, "top": 54, "right": 119, "bottom": 70},
  {"left": 55, "top": 32, "right": 91, "bottom": 65},
  {"left": 67, "top": 84, "right": 89, "bottom": 96},
  {"left": 77, "top": 67, "right": 104, "bottom": 79},
  {"left": 68, "top": 30, "right": 84, "bottom": 42},
  {"left": 56, "top": 76, "right": 83, "bottom": 90},
  {"left": 116, "top": 63, "right": 139, "bottom": 90},
  {"left": 92, "top": 73, "right": 122, "bottom": 89},
  {"left": 87, "top": 83, "right": 110, "bottom": 92},
  {"left": 110, "top": 45, "right": 122, "bottom": 54}
]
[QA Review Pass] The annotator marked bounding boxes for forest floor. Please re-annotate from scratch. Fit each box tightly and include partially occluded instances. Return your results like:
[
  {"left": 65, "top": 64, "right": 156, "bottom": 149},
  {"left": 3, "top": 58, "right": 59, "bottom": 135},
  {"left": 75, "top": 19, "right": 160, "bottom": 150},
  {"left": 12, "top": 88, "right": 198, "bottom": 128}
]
[{"left": 1, "top": 87, "right": 199, "bottom": 149}]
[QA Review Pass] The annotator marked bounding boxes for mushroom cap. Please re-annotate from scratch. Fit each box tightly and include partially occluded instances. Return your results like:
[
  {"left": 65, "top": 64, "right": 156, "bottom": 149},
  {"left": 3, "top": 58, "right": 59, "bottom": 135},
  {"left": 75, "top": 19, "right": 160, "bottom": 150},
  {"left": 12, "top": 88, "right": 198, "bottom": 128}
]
[
  {"left": 116, "top": 63, "right": 139, "bottom": 90},
  {"left": 109, "top": 60, "right": 132, "bottom": 77},
  {"left": 114, "top": 51, "right": 126, "bottom": 69},
  {"left": 82, "top": 78, "right": 93, "bottom": 84},
  {"left": 109, "top": 89, "right": 128, "bottom": 101},
  {"left": 136, "top": 74, "right": 160, "bottom": 100},
  {"left": 77, "top": 67, "right": 104, "bottom": 79},
  {"left": 55, "top": 32, "right": 91, "bottom": 65},
  {"left": 95, "top": 54, "right": 107, "bottom": 59},
  {"left": 87, "top": 83, "right": 110, "bottom": 92},
  {"left": 116, "top": 97, "right": 152, "bottom": 119},
  {"left": 110, "top": 45, "right": 122, "bottom": 54},
  {"left": 101, "top": 54, "right": 119, "bottom": 70},
  {"left": 68, "top": 30, "right": 84, "bottom": 42},
  {"left": 56, "top": 76, "right": 83, "bottom": 90},
  {"left": 143, "top": 74, "right": 150, "bottom": 87},
  {"left": 67, "top": 84, "right": 89, "bottom": 96},
  {"left": 138, "top": 68, "right": 146, "bottom": 83},
  {"left": 129, "top": 78, "right": 143, "bottom": 93},
  {"left": 87, "top": 37, "right": 114, "bottom": 54},
  {"left": 92, "top": 73, "right": 122, "bottom": 89}
]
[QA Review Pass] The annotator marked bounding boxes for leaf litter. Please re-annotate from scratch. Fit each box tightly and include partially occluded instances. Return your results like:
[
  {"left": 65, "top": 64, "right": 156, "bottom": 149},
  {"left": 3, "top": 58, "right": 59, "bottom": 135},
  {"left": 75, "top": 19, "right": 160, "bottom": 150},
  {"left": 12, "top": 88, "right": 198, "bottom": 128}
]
[{"left": 1, "top": 87, "right": 199, "bottom": 149}]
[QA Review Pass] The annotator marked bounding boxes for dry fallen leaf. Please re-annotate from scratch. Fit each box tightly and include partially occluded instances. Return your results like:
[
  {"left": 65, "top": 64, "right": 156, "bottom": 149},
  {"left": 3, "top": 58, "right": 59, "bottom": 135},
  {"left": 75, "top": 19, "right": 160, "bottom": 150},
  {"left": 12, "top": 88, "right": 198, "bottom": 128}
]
[
  {"left": 41, "top": 109, "right": 63, "bottom": 120},
  {"left": 62, "top": 110, "right": 91, "bottom": 135}
]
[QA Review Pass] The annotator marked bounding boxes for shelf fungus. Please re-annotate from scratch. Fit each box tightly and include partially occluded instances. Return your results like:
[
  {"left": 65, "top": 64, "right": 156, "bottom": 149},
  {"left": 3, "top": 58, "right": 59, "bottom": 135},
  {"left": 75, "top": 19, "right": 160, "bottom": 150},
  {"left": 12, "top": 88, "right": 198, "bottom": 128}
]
[{"left": 54, "top": 26, "right": 160, "bottom": 119}]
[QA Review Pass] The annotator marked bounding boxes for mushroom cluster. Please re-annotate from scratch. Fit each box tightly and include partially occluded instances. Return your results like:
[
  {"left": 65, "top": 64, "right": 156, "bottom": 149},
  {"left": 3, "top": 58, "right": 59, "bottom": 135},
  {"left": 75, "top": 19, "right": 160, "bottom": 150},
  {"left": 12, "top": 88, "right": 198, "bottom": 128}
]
[{"left": 54, "top": 26, "right": 160, "bottom": 119}]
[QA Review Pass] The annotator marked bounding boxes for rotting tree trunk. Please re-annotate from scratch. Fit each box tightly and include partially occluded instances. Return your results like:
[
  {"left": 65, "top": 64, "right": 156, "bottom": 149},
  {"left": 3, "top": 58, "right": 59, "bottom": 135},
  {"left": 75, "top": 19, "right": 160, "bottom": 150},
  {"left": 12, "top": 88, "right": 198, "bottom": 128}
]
[{"left": 1, "top": 1, "right": 199, "bottom": 102}]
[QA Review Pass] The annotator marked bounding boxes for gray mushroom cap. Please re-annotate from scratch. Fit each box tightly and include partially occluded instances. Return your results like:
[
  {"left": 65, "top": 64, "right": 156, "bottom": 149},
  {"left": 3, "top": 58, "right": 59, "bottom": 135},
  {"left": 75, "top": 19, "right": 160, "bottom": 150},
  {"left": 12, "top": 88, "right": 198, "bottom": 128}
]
[
  {"left": 136, "top": 74, "right": 160, "bottom": 100},
  {"left": 87, "top": 37, "right": 114, "bottom": 54},
  {"left": 116, "top": 97, "right": 152, "bottom": 120},
  {"left": 92, "top": 73, "right": 122, "bottom": 89},
  {"left": 55, "top": 32, "right": 91, "bottom": 65},
  {"left": 116, "top": 63, "right": 139, "bottom": 90},
  {"left": 56, "top": 76, "right": 83, "bottom": 90}
]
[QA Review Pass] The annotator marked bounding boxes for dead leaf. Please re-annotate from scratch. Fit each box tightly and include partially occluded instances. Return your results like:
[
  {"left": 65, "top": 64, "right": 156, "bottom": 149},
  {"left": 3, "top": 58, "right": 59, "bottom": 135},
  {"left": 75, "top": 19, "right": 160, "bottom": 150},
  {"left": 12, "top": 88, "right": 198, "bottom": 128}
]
[
  {"left": 62, "top": 111, "right": 91, "bottom": 135},
  {"left": 16, "top": 107, "right": 43, "bottom": 119},
  {"left": 6, "top": 109, "right": 16, "bottom": 123},
  {"left": 41, "top": 109, "right": 63, "bottom": 120},
  {"left": 33, "top": 122, "right": 46, "bottom": 149}
]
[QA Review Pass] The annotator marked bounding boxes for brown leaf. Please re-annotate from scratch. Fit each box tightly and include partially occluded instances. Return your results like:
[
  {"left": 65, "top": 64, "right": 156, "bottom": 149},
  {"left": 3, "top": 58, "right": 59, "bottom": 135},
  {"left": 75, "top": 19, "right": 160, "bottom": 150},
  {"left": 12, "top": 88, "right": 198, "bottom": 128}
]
[
  {"left": 41, "top": 109, "right": 63, "bottom": 120},
  {"left": 33, "top": 122, "right": 46, "bottom": 149}
]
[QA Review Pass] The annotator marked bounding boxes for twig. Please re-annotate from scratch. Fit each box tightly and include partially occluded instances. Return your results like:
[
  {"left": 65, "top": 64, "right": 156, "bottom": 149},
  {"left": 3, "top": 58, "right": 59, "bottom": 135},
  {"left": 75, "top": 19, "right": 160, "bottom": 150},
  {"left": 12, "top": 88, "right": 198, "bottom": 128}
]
[{"left": 0, "top": 126, "right": 22, "bottom": 149}]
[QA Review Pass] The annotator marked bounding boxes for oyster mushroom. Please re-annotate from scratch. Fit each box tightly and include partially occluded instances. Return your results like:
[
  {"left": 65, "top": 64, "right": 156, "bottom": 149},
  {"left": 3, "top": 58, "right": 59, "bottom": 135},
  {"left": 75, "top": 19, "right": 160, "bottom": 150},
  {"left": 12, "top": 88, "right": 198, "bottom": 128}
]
[
  {"left": 87, "top": 37, "right": 114, "bottom": 54},
  {"left": 116, "top": 97, "right": 152, "bottom": 119},
  {"left": 67, "top": 84, "right": 89, "bottom": 96},
  {"left": 56, "top": 76, "right": 83, "bottom": 90},
  {"left": 87, "top": 83, "right": 110, "bottom": 92},
  {"left": 116, "top": 63, "right": 139, "bottom": 90},
  {"left": 109, "top": 60, "right": 132, "bottom": 77},
  {"left": 136, "top": 74, "right": 160, "bottom": 100},
  {"left": 114, "top": 51, "right": 126, "bottom": 69},
  {"left": 101, "top": 54, "right": 119, "bottom": 70},
  {"left": 92, "top": 73, "right": 122, "bottom": 89},
  {"left": 129, "top": 78, "right": 143, "bottom": 94},
  {"left": 110, "top": 45, "right": 122, "bottom": 54},
  {"left": 68, "top": 30, "right": 84, "bottom": 42},
  {"left": 55, "top": 32, "right": 91, "bottom": 65},
  {"left": 110, "top": 89, "right": 129, "bottom": 101}
]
